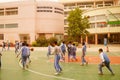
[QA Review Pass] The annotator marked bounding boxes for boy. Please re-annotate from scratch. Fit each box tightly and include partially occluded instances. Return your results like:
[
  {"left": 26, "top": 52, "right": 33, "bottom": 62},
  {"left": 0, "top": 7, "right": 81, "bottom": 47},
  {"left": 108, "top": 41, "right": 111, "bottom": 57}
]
[
  {"left": 60, "top": 41, "right": 66, "bottom": 61},
  {"left": 71, "top": 43, "right": 77, "bottom": 61},
  {"left": 81, "top": 42, "right": 88, "bottom": 66},
  {"left": 67, "top": 42, "right": 72, "bottom": 62},
  {"left": 0, "top": 51, "right": 2, "bottom": 68},
  {"left": 98, "top": 48, "right": 114, "bottom": 75},
  {"left": 17, "top": 42, "right": 29, "bottom": 69},
  {"left": 52, "top": 41, "right": 62, "bottom": 75},
  {"left": 47, "top": 43, "right": 52, "bottom": 59}
]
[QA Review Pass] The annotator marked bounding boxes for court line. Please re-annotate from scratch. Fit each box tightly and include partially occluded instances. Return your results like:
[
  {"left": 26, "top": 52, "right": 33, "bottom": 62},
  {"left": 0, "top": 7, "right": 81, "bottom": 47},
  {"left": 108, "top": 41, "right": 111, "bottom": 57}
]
[{"left": 19, "top": 62, "right": 75, "bottom": 80}]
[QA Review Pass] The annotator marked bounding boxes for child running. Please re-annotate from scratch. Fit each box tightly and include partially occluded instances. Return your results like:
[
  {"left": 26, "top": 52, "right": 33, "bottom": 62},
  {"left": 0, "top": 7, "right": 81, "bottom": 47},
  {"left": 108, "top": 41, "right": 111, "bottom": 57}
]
[
  {"left": 17, "top": 42, "right": 29, "bottom": 69},
  {"left": 98, "top": 48, "right": 114, "bottom": 75},
  {"left": 52, "top": 41, "right": 62, "bottom": 75}
]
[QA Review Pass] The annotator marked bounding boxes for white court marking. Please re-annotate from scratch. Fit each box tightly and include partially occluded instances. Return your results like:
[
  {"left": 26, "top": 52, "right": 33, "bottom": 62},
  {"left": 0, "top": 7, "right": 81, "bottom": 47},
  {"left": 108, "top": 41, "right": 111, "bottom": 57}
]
[{"left": 19, "top": 62, "right": 75, "bottom": 80}]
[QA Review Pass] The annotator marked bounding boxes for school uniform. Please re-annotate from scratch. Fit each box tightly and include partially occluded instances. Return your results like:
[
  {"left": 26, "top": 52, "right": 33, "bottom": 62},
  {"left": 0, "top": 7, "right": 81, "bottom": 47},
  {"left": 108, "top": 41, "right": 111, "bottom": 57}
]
[
  {"left": 81, "top": 45, "right": 87, "bottom": 64},
  {"left": 20, "top": 46, "right": 29, "bottom": 68},
  {"left": 67, "top": 44, "right": 72, "bottom": 61},
  {"left": 53, "top": 45, "right": 62, "bottom": 73},
  {"left": 0, "top": 52, "right": 1, "bottom": 68},
  {"left": 47, "top": 45, "right": 52, "bottom": 58},
  {"left": 99, "top": 52, "right": 114, "bottom": 74},
  {"left": 71, "top": 45, "right": 77, "bottom": 60}
]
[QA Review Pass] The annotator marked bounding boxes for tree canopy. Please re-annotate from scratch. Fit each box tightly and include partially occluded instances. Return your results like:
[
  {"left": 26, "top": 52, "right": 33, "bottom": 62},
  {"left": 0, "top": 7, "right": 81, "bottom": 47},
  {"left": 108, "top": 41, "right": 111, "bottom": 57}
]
[{"left": 67, "top": 8, "right": 90, "bottom": 42}]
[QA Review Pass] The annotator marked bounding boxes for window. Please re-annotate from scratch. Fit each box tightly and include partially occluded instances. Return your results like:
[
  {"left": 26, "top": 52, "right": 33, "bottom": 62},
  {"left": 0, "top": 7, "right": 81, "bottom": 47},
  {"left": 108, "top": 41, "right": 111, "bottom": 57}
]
[
  {"left": 105, "top": 1, "right": 113, "bottom": 6},
  {"left": 89, "top": 16, "right": 95, "bottom": 21},
  {"left": 0, "top": 34, "right": 4, "bottom": 40},
  {"left": 54, "top": 11, "right": 63, "bottom": 14},
  {"left": 37, "top": 6, "right": 53, "bottom": 13},
  {"left": 5, "top": 23, "right": 18, "bottom": 28},
  {"left": 64, "top": 19, "right": 68, "bottom": 25},
  {"left": 0, "top": 8, "right": 4, "bottom": 16},
  {"left": 5, "top": 7, "right": 18, "bottom": 15},
  {"left": 96, "top": 15, "right": 106, "bottom": 20},
  {"left": 0, "top": 24, "right": 4, "bottom": 28},
  {"left": 90, "top": 23, "right": 95, "bottom": 28},
  {"left": 54, "top": 7, "right": 63, "bottom": 11},
  {"left": 37, "top": 6, "right": 52, "bottom": 9},
  {"left": 97, "top": 22, "right": 107, "bottom": 28},
  {"left": 37, "top": 10, "right": 52, "bottom": 12}
]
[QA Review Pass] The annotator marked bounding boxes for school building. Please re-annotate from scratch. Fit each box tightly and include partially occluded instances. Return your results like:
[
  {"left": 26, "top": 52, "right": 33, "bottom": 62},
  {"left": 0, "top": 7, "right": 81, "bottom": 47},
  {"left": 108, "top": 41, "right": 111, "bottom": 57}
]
[
  {"left": 0, "top": 0, "right": 64, "bottom": 44},
  {"left": 60, "top": 0, "right": 120, "bottom": 44}
]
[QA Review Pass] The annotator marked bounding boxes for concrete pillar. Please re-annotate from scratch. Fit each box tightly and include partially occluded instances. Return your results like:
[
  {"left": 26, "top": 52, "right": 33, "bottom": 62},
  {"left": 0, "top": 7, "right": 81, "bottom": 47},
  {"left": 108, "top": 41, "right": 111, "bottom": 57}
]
[
  {"left": 108, "top": 33, "right": 110, "bottom": 38},
  {"left": 95, "top": 34, "right": 98, "bottom": 45},
  {"left": 30, "top": 33, "right": 35, "bottom": 44},
  {"left": 86, "top": 35, "right": 88, "bottom": 44}
]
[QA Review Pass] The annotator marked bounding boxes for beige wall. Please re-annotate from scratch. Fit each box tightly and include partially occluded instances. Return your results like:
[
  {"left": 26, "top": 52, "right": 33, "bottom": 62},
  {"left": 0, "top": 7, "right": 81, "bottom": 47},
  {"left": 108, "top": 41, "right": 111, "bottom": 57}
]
[
  {"left": 0, "top": 1, "right": 64, "bottom": 44},
  {"left": 36, "top": 1, "right": 64, "bottom": 34}
]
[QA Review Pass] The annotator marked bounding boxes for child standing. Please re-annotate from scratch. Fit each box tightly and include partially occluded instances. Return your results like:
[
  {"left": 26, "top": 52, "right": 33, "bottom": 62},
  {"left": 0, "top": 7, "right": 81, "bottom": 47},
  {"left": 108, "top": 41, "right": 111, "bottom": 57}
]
[
  {"left": 52, "top": 41, "right": 62, "bottom": 75},
  {"left": 81, "top": 42, "right": 88, "bottom": 66},
  {"left": 71, "top": 43, "right": 77, "bottom": 61},
  {"left": 67, "top": 42, "right": 72, "bottom": 62},
  {"left": 47, "top": 43, "right": 52, "bottom": 59},
  {"left": 98, "top": 48, "right": 114, "bottom": 75},
  {"left": 0, "top": 51, "right": 2, "bottom": 68}
]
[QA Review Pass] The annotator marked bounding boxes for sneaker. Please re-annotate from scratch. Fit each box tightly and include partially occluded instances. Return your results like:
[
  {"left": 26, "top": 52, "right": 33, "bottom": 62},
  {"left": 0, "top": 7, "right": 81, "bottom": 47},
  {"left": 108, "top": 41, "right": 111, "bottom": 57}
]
[
  {"left": 86, "top": 62, "right": 88, "bottom": 65},
  {"left": 80, "top": 64, "right": 84, "bottom": 66},
  {"left": 98, "top": 72, "right": 103, "bottom": 75},
  {"left": 26, "top": 65, "right": 29, "bottom": 68},
  {"left": 54, "top": 72, "right": 59, "bottom": 75},
  {"left": 111, "top": 73, "right": 115, "bottom": 76}
]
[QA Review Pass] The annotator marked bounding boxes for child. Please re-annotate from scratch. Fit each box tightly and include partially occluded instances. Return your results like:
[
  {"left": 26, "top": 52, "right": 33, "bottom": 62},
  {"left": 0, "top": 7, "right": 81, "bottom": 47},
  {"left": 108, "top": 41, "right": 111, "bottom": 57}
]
[
  {"left": 67, "top": 42, "right": 72, "bottom": 62},
  {"left": 17, "top": 42, "right": 29, "bottom": 69},
  {"left": 52, "top": 41, "right": 62, "bottom": 75},
  {"left": 98, "top": 48, "right": 114, "bottom": 75},
  {"left": 60, "top": 41, "right": 66, "bottom": 61},
  {"left": 71, "top": 43, "right": 77, "bottom": 61},
  {"left": 81, "top": 42, "right": 88, "bottom": 66},
  {"left": 0, "top": 51, "right": 2, "bottom": 68},
  {"left": 47, "top": 43, "right": 52, "bottom": 59}
]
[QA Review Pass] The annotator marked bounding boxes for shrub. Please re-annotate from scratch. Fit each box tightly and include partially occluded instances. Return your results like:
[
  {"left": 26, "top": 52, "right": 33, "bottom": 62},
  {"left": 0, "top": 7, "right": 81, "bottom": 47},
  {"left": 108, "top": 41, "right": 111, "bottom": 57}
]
[{"left": 48, "top": 37, "right": 58, "bottom": 44}]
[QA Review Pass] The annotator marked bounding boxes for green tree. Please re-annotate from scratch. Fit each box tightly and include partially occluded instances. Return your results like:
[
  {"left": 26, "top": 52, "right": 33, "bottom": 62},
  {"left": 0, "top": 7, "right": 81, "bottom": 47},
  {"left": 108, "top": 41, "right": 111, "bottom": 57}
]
[{"left": 67, "top": 8, "right": 90, "bottom": 42}]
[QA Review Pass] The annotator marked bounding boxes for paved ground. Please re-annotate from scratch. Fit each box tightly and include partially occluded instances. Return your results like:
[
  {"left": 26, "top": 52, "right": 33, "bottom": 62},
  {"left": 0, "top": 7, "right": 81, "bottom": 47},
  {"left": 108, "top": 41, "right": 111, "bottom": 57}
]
[{"left": 0, "top": 44, "right": 120, "bottom": 80}]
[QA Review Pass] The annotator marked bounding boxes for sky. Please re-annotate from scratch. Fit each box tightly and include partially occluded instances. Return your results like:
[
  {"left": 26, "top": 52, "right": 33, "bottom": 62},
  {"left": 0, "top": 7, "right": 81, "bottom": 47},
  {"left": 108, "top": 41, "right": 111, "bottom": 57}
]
[{"left": 0, "top": 0, "right": 58, "bottom": 3}]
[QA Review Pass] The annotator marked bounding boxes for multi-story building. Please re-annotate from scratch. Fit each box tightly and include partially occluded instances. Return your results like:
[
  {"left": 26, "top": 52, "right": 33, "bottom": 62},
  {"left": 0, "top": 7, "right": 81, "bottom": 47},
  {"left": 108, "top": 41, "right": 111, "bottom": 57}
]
[
  {"left": 60, "top": 0, "right": 120, "bottom": 44},
  {"left": 0, "top": 0, "right": 64, "bottom": 44}
]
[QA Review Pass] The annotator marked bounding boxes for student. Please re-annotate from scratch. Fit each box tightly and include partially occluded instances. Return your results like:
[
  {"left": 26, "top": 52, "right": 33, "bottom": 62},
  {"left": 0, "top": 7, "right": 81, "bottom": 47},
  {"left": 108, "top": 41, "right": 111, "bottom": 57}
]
[
  {"left": 52, "top": 41, "right": 62, "bottom": 75},
  {"left": 67, "top": 42, "right": 72, "bottom": 62},
  {"left": 60, "top": 41, "right": 66, "bottom": 61},
  {"left": 26, "top": 44, "right": 31, "bottom": 64},
  {"left": 7, "top": 40, "right": 10, "bottom": 50},
  {"left": 71, "top": 43, "right": 77, "bottom": 61},
  {"left": 98, "top": 48, "right": 114, "bottom": 75},
  {"left": 0, "top": 51, "right": 2, "bottom": 68},
  {"left": 81, "top": 42, "right": 88, "bottom": 66},
  {"left": 47, "top": 43, "right": 52, "bottom": 59},
  {"left": 2, "top": 41, "right": 6, "bottom": 51},
  {"left": 17, "top": 42, "right": 29, "bottom": 69},
  {"left": 15, "top": 41, "right": 19, "bottom": 54}
]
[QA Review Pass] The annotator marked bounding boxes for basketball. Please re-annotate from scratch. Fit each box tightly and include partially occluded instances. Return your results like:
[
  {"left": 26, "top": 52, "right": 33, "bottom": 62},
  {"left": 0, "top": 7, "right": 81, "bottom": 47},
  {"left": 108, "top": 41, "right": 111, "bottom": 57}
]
[{"left": 30, "top": 48, "right": 34, "bottom": 51}]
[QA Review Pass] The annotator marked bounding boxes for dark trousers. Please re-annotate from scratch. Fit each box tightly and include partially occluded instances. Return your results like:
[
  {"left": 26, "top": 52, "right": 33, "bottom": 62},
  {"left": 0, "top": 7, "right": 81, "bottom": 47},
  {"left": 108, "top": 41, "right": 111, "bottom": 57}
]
[
  {"left": 0, "top": 57, "right": 1, "bottom": 68},
  {"left": 99, "top": 61, "right": 114, "bottom": 74}
]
